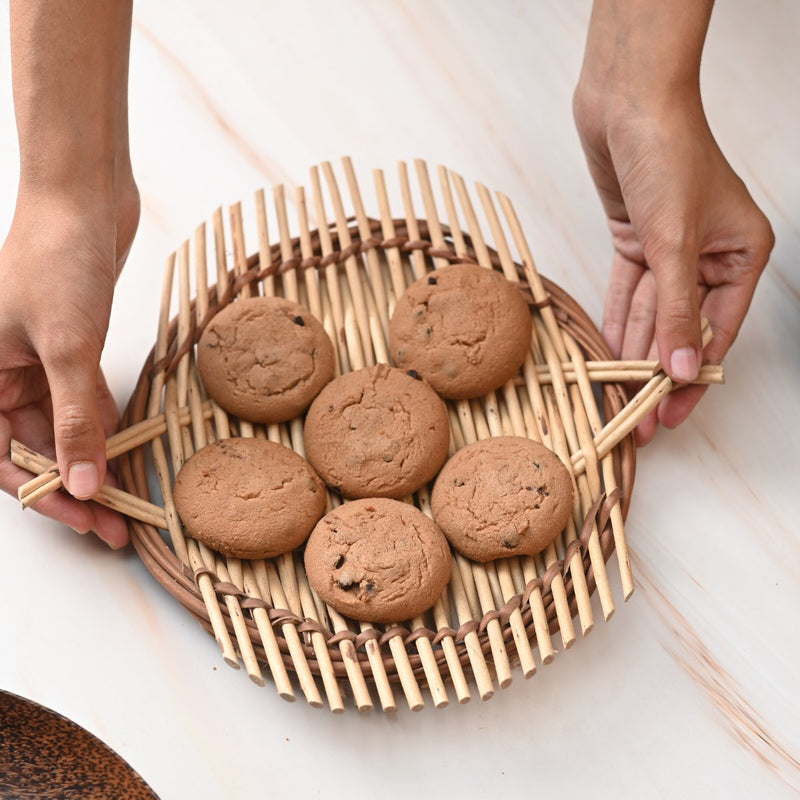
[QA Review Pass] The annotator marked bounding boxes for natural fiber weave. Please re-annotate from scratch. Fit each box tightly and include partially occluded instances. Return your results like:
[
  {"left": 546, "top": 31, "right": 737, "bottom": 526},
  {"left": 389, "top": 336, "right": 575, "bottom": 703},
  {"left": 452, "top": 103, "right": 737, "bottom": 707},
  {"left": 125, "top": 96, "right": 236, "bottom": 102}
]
[{"left": 116, "top": 159, "right": 638, "bottom": 712}]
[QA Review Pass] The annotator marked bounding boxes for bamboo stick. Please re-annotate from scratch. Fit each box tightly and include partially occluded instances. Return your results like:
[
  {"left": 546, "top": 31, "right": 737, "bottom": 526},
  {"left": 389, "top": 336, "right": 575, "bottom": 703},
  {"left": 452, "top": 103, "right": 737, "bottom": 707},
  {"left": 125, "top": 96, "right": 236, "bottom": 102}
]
[
  {"left": 260, "top": 560, "right": 323, "bottom": 708},
  {"left": 11, "top": 442, "right": 167, "bottom": 528},
  {"left": 214, "top": 557, "right": 265, "bottom": 686},
  {"left": 8, "top": 344, "right": 717, "bottom": 516},
  {"left": 398, "top": 161, "right": 428, "bottom": 280},
  {"left": 321, "top": 161, "right": 375, "bottom": 367},
  {"left": 564, "top": 333, "right": 634, "bottom": 600},
  {"left": 310, "top": 165, "right": 349, "bottom": 375},
  {"left": 342, "top": 156, "right": 390, "bottom": 339},
  {"left": 295, "top": 186, "right": 324, "bottom": 322},
  {"left": 241, "top": 561, "right": 296, "bottom": 702},
  {"left": 294, "top": 562, "right": 345, "bottom": 712},
  {"left": 357, "top": 621, "right": 397, "bottom": 713},
  {"left": 274, "top": 184, "right": 299, "bottom": 304}
]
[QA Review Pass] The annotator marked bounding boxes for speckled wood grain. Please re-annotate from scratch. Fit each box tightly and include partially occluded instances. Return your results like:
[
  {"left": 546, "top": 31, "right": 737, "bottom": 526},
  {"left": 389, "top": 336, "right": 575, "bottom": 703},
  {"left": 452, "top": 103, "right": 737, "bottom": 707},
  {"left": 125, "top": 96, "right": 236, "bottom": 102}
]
[{"left": 0, "top": 690, "right": 158, "bottom": 799}]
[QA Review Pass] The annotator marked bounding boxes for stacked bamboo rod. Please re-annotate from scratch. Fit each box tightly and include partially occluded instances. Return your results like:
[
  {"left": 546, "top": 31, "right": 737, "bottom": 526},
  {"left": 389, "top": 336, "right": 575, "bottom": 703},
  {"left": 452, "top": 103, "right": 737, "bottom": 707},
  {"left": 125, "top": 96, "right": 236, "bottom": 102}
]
[{"left": 12, "top": 159, "right": 723, "bottom": 712}]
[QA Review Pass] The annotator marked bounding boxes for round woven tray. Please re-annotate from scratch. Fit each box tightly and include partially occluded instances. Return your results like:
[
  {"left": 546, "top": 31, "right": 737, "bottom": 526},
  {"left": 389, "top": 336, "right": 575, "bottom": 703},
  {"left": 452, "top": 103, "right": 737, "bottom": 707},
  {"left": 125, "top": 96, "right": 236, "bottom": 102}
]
[{"left": 116, "top": 159, "right": 638, "bottom": 712}]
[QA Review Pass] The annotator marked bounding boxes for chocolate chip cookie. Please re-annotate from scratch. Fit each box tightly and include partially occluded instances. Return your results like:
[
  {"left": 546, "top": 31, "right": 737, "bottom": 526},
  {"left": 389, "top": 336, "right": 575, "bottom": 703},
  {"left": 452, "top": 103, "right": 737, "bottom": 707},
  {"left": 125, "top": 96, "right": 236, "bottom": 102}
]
[
  {"left": 197, "top": 296, "right": 335, "bottom": 423},
  {"left": 388, "top": 263, "right": 531, "bottom": 399},
  {"left": 431, "top": 436, "right": 574, "bottom": 562},
  {"left": 303, "top": 363, "right": 451, "bottom": 499},
  {"left": 173, "top": 437, "right": 327, "bottom": 559},
  {"left": 304, "top": 498, "right": 452, "bottom": 622}
]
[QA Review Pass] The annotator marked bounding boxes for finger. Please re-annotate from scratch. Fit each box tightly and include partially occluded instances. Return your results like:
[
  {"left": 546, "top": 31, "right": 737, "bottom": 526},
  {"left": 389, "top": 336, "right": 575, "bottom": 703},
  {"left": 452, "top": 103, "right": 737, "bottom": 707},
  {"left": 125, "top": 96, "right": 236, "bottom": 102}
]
[
  {"left": 635, "top": 410, "right": 660, "bottom": 446},
  {"left": 603, "top": 250, "right": 646, "bottom": 358},
  {"left": 633, "top": 335, "right": 660, "bottom": 446},
  {"left": 655, "top": 276, "right": 750, "bottom": 431},
  {"left": 79, "top": 463, "right": 129, "bottom": 549},
  {"left": 612, "top": 277, "right": 660, "bottom": 446},
  {"left": 653, "top": 282, "right": 711, "bottom": 429},
  {"left": 0, "top": 412, "right": 87, "bottom": 530},
  {"left": 648, "top": 247, "right": 703, "bottom": 384},
  {"left": 658, "top": 383, "right": 708, "bottom": 430},
  {"left": 95, "top": 367, "right": 121, "bottom": 478},
  {"left": 1, "top": 412, "right": 128, "bottom": 548},
  {"left": 0, "top": 365, "right": 50, "bottom": 413},
  {"left": 620, "top": 269, "right": 658, "bottom": 363},
  {"left": 85, "top": 497, "right": 130, "bottom": 550},
  {"left": 695, "top": 273, "right": 764, "bottom": 366},
  {"left": 95, "top": 367, "right": 121, "bottom": 438},
  {"left": 32, "top": 490, "right": 128, "bottom": 549},
  {"left": 40, "top": 339, "right": 107, "bottom": 500}
]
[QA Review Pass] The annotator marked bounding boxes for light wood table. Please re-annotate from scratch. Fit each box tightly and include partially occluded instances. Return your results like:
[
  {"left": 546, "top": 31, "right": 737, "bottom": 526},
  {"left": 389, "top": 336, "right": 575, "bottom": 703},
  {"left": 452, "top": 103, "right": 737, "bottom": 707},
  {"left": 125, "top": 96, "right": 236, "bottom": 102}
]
[{"left": 1, "top": 3, "right": 798, "bottom": 798}]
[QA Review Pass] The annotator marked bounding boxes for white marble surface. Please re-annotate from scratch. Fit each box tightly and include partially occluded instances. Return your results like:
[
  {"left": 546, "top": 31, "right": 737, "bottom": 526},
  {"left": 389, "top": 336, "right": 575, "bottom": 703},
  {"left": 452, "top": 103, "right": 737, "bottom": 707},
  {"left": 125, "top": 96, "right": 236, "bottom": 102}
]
[{"left": 1, "top": 2, "right": 799, "bottom": 798}]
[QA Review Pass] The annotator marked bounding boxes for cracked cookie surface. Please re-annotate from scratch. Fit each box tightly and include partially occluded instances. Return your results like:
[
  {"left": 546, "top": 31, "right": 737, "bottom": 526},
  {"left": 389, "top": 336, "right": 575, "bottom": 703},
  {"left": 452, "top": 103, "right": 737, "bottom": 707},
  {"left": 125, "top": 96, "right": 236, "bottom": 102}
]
[
  {"left": 304, "top": 498, "right": 452, "bottom": 622},
  {"left": 174, "top": 437, "right": 327, "bottom": 559},
  {"left": 388, "top": 263, "right": 532, "bottom": 399},
  {"left": 303, "top": 363, "right": 450, "bottom": 499},
  {"left": 431, "top": 436, "right": 574, "bottom": 562},
  {"left": 197, "top": 296, "right": 335, "bottom": 423}
]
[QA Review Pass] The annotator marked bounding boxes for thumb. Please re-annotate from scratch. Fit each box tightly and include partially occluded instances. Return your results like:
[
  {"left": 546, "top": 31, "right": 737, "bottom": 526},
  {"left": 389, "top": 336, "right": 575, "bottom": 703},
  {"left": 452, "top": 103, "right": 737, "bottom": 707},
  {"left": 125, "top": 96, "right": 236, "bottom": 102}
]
[
  {"left": 44, "top": 344, "right": 108, "bottom": 500},
  {"left": 649, "top": 246, "right": 703, "bottom": 383}
]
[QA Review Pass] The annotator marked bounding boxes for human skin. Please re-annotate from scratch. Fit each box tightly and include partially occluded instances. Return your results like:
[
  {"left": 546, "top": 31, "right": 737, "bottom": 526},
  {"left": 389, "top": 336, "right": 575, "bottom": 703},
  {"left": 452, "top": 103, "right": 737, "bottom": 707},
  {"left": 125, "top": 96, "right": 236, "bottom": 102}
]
[
  {"left": 0, "top": 1, "right": 139, "bottom": 548},
  {"left": 573, "top": 0, "right": 774, "bottom": 444},
  {"left": 0, "top": 2, "right": 775, "bottom": 546}
]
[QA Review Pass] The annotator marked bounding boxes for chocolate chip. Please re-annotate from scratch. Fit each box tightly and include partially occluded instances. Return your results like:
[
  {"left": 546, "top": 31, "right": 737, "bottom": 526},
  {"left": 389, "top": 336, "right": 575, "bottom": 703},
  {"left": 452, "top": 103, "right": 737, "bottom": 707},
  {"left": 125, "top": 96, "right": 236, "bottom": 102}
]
[
  {"left": 333, "top": 554, "right": 345, "bottom": 569},
  {"left": 427, "top": 276, "right": 438, "bottom": 285},
  {"left": 338, "top": 577, "right": 355, "bottom": 590},
  {"left": 406, "top": 369, "right": 421, "bottom": 380},
  {"left": 501, "top": 529, "right": 520, "bottom": 548},
  {"left": 293, "top": 315, "right": 305, "bottom": 326},
  {"left": 365, "top": 582, "right": 376, "bottom": 593}
]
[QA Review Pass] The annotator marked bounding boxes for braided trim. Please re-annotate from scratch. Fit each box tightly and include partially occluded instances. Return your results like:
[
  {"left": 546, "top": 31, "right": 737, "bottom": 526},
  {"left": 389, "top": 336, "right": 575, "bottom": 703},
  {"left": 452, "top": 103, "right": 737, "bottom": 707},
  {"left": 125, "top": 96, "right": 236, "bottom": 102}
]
[
  {"left": 148, "top": 218, "right": 550, "bottom": 381},
  {"left": 186, "top": 490, "right": 624, "bottom": 655}
]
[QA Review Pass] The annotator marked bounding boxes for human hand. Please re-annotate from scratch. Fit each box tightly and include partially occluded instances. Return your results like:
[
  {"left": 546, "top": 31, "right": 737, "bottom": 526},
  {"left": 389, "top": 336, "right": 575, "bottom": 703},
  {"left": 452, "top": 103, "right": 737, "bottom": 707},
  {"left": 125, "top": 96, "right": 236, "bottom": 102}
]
[
  {"left": 0, "top": 190, "right": 136, "bottom": 548},
  {"left": 574, "top": 2, "right": 774, "bottom": 444},
  {"left": 4, "top": 0, "right": 138, "bottom": 547}
]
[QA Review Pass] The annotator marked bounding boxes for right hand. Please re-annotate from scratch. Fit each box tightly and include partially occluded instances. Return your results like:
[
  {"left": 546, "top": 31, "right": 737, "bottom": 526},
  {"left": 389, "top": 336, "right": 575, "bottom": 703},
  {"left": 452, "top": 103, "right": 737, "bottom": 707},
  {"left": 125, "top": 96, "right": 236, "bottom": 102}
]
[{"left": 0, "top": 185, "right": 138, "bottom": 548}]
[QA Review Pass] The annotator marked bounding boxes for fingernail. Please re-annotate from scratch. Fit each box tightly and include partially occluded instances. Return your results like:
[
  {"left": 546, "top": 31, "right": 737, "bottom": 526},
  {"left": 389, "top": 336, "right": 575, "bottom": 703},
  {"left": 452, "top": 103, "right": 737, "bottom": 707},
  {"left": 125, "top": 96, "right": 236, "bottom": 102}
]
[
  {"left": 67, "top": 462, "right": 100, "bottom": 500},
  {"left": 669, "top": 347, "right": 699, "bottom": 383}
]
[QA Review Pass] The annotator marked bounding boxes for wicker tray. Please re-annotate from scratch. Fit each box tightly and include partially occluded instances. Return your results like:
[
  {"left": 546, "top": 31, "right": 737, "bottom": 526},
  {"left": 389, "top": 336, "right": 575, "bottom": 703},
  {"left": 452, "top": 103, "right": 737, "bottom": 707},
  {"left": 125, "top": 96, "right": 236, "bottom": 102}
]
[
  {"left": 18, "top": 158, "right": 723, "bottom": 711},
  {"left": 126, "top": 158, "right": 643, "bottom": 712}
]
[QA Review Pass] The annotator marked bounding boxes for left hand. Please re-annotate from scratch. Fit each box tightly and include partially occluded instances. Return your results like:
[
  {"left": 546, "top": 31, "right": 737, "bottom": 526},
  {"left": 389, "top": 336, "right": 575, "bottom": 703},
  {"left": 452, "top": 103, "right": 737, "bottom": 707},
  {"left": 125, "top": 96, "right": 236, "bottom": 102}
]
[{"left": 574, "top": 91, "right": 774, "bottom": 444}]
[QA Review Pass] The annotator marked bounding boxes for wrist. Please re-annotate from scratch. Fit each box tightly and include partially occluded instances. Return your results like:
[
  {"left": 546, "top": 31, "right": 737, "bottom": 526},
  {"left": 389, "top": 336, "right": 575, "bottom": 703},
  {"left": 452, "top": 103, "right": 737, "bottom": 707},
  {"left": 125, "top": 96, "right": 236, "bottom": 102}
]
[
  {"left": 576, "top": 0, "right": 712, "bottom": 127},
  {"left": 17, "top": 147, "right": 116, "bottom": 201}
]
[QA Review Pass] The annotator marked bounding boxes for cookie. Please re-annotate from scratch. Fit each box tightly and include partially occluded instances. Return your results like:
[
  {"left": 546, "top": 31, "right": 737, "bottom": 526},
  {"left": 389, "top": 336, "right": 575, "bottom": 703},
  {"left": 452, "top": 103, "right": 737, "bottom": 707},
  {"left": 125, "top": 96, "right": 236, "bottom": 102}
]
[
  {"left": 388, "top": 263, "right": 532, "bottom": 399},
  {"left": 304, "top": 498, "right": 452, "bottom": 622},
  {"left": 173, "top": 437, "right": 327, "bottom": 559},
  {"left": 431, "top": 436, "right": 574, "bottom": 562},
  {"left": 197, "top": 296, "right": 335, "bottom": 423},
  {"left": 303, "top": 363, "right": 450, "bottom": 499}
]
